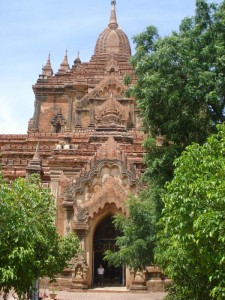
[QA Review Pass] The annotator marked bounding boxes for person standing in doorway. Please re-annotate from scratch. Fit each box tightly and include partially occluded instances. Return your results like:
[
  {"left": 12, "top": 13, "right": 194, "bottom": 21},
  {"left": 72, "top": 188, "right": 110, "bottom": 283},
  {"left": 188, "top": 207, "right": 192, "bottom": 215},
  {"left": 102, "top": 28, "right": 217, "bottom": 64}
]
[{"left": 97, "top": 264, "right": 105, "bottom": 286}]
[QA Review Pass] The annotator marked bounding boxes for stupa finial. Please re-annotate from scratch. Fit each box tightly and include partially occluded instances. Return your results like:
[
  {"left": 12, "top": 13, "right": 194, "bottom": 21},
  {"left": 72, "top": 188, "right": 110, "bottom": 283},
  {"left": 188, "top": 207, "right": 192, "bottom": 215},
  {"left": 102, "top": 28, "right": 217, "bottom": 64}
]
[
  {"left": 58, "top": 50, "right": 70, "bottom": 73},
  {"left": 109, "top": 0, "right": 118, "bottom": 29},
  {"left": 42, "top": 53, "right": 53, "bottom": 77}
]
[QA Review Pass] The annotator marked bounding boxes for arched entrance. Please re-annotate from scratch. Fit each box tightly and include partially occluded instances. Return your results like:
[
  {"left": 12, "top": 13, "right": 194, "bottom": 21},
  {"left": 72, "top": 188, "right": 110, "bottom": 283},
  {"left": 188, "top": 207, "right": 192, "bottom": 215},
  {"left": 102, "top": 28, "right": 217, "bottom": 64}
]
[{"left": 93, "top": 214, "right": 125, "bottom": 286}]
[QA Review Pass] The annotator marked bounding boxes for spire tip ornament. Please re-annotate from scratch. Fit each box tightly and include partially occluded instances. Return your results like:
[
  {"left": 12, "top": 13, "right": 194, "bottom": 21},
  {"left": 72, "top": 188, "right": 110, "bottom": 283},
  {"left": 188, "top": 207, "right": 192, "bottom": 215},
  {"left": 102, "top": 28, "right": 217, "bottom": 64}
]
[{"left": 109, "top": 0, "right": 118, "bottom": 29}]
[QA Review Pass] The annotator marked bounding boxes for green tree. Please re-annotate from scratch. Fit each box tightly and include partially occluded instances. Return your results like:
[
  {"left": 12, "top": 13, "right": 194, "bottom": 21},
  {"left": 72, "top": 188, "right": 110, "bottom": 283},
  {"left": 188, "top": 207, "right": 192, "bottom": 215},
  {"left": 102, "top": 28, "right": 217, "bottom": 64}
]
[
  {"left": 0, "top": 174, "right": 80, "bottom": 300},
  {"left": 106, "top": 0, "right": 225, "bottom": 271},
  {"left": 128, "top": 0, "right": 225, "bottom": 187},
  {"left": 155, "top": 124, "right": 225, "bottom": 300},
  {"left": 104, "top": 189, "right": 159, "bottom": 270}
]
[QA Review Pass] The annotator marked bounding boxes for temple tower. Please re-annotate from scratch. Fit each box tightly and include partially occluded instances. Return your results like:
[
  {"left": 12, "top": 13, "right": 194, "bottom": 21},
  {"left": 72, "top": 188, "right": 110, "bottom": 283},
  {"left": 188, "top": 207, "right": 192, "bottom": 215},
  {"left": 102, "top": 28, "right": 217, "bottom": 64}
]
[{"left": 0, "top": 1, "right": 161, "bottom": 290}]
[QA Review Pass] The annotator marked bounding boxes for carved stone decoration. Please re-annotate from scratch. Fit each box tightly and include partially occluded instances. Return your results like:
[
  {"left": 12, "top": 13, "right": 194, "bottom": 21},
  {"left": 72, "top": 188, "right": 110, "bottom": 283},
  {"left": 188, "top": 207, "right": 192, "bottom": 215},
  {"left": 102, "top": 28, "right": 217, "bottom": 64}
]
[
  {"left": 62, "top": 160, "right": 140, "bottom": 225},
  {"left": 130, "top": 269, "right": 148, "bottom": 292},
  {"left": 26, "top": 143, "right": 42, "bottom": 178},
  {"left": 105, "top": 58, "right": 120, "bottom": 75},
  {"left": 78, "top": 77, "right": 126, "bottom": 109},
  {"left": 77, "top": 97, "right": 90, "bottom": 109},
  {"left": 74, "top": 205, "right": 89, "bottom": 222},
  {"left": 61, "top": 139, "right": 141, "bottom": 225},
  {"left": 79, "top": 175, "right": 128, "bottom": 219},
  {"left": 96, "top": 136, "right": 122, "bottom": 160},
  {"left": 95, "top": 93, "right": 126, "bottom": 128},
  {"left": 71, "top": 253, "right": 88, "bottom": 289},
  {"left": 51, "top": 112, "right": 67, "bottom": 133},
  {"left": 61, "top": 158, "right": 139, "bottom": 200},
  {"left": 93, "top": 78, "right": 125, "bottom": 98}
]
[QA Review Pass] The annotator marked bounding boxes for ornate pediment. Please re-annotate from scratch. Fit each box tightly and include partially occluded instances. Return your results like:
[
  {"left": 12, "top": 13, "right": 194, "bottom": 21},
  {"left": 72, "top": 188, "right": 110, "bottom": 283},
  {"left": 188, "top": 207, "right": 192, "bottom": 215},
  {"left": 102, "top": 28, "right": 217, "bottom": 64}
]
[
  {"left": 61, "top": 159, "right": 140, "bottom": 222},
  {"left": 61, "top": 137, "right": 141, "bottom": 223},
  {"left": 92, "top": 77, "right": 126, "bottom": 98},
  {"left": 61, "top": 159, "right": 138, "bottom": 199},
  {"left": 78, "top": 77, "right": 126, "bottom": 108},
  {"left": 95, "top": 93, "right": 126, "bottom": 126},
  {"left": 80, "top": 77, "right": 127, "bottom": 106},
  {"left": 78, "top": 175, "right": 127, "bottom": 219}
]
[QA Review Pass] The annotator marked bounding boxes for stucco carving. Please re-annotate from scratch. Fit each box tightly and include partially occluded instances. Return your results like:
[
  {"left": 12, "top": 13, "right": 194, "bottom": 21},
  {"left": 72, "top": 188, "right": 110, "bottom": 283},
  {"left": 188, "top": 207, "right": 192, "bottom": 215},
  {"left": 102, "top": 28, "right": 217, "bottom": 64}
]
[
  {"left": 61, "top": 157, "right": 140, "bottom": 222},
  {"left": 105, "top": 58, "right": 120, "bottom": 75},
  {"left": 95, "top": 93, "right": 126, "bottom": 126},
  {"left": 91, "top": 77, "right": 125, "bottom": 98},
  {"left": 80, "top": 175, "right": 128, "bottom": 219},
  {"left": 62, "top": 159, "right": 138, "bottom": 198},
  {"left": 78, "top": 76, "right": 126, "bottom": 109},
  {"left": 51, "top": 112, "right": 67, "bottom": 133}
]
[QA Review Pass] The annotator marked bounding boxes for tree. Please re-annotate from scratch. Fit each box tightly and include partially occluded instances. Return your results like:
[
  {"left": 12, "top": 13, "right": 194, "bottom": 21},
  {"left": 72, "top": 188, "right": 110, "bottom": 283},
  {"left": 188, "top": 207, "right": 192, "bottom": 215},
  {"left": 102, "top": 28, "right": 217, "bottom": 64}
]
[
  {"left": 104, "top": 189, "right": 159, "bottom": 270},
  {"left": 128, "top": 0, "right": 225, "bottom": 187},
  {"left": 0, "top": 174, "right": 80, "bottom": 300},
  {"left": 155, "top": 124, "right": 225, "bottom": 300},
  {"left": 105, "top": 0, "right": 225, "bottom": 271}
]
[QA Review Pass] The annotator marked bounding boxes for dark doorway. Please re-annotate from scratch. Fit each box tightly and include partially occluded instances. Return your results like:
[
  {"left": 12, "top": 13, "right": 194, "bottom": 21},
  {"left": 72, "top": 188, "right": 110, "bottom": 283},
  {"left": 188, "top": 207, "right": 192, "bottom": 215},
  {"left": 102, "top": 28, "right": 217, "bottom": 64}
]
[
  {"left": 55, "top": 122, "right": 62, "bottom": 133},
  {"left": 93, "top": 215, "right": 125, "bottom": 286}
]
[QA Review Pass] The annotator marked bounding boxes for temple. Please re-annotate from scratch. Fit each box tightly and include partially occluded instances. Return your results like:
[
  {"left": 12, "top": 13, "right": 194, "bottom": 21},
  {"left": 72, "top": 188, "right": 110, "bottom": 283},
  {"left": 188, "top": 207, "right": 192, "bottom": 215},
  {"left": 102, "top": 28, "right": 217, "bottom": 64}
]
[{"left": 0, "top": 1, "right": 165, "bottom": 291}]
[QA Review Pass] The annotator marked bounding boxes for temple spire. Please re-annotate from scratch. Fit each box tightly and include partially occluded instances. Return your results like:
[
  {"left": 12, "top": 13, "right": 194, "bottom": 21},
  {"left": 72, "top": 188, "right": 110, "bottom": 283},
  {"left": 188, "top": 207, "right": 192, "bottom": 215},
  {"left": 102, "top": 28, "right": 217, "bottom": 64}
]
[
  {"left": 74, "top": 51, "right": 81, "bottom": 66},
  {"left": 42, "top": 53, "right": 53, "bottom": 77},
  {"left": 26, "top": 143, "right": 42, "bottom": 178},
  {"left": 58, "top": 50, "right": 70, "bottom": 73},
  {"left": 108, "top": 0, "right": 118, "bottom": 29}
]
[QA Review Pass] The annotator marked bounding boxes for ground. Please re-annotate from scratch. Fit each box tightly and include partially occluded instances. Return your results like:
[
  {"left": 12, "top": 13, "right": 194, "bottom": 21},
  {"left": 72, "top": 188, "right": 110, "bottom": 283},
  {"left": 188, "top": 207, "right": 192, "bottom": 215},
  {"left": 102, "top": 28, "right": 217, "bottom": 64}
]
[{"left": 40, "top": 288, "right": 167, "bottom": 300}]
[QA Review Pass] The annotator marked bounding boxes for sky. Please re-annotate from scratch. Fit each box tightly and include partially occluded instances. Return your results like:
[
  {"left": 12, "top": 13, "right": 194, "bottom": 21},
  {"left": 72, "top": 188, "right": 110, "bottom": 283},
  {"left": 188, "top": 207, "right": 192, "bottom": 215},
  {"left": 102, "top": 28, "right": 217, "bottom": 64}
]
[{"left": 0, "top": 0, "right": 222, "bottom": 134}]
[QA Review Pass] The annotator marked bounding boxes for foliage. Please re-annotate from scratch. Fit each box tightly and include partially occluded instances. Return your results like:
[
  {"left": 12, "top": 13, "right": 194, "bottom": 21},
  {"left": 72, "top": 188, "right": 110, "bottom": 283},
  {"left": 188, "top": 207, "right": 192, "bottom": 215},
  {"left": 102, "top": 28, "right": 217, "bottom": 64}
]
[
  {"left": 104, "top": 188, "right": 159, "bottom": 270},
  {"left": 109, "top": 0, "right": 225, "bottom": 273},
  {"left": 128, "top": 0, "right": 225, "bottom": 187},
  {"left": 155, "top": 124, "right": 225, "bottom": 300},
  {"left": 105, "top": 0, "right": 225, "bottom": 281},
  {"left": 0, "top": 174, "right": 80, "bottom": 300}
]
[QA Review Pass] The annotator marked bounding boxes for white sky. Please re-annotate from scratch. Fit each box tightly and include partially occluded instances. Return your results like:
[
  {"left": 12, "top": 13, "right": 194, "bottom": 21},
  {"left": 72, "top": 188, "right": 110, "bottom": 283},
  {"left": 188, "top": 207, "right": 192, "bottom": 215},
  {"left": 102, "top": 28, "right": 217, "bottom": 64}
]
[{"left": 0, "top": 0, "right": 222, "bottom": 134}]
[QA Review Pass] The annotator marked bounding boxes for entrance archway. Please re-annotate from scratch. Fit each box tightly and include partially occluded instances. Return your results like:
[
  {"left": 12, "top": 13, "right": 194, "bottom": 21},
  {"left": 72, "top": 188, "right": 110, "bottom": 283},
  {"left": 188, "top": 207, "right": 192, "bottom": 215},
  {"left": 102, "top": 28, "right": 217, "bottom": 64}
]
[{"left": 93, "top": 214, "right": 125, "bottom": 286}]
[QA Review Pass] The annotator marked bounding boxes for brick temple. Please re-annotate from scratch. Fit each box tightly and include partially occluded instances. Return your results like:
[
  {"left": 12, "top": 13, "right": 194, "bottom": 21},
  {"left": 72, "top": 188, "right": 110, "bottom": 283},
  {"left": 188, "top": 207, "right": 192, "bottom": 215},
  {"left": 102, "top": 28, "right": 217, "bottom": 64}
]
[{"left": 0, "top": 1, "right": 165, "bottom": 291}]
